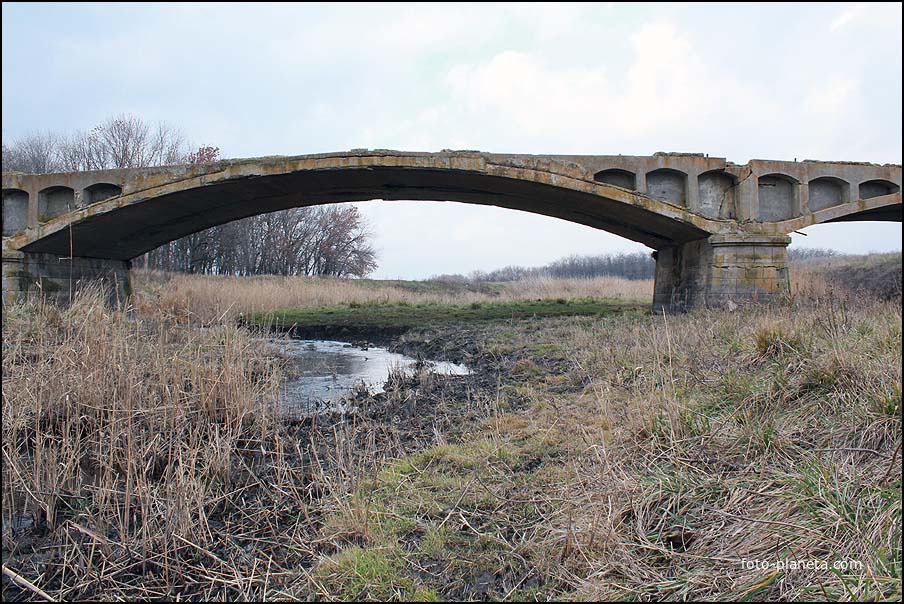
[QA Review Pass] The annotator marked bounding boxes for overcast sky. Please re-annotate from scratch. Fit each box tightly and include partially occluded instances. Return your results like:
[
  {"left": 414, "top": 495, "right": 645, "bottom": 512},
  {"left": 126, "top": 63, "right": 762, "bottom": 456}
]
[{"left": 3, "top": 2, "right": 901, "bottom": 278}]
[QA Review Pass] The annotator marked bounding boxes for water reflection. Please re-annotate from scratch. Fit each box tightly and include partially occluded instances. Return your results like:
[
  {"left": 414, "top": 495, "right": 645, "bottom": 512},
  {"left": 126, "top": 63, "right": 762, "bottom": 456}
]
[{"left": 264, "top": 339, "right": 469, "bottom": 417}]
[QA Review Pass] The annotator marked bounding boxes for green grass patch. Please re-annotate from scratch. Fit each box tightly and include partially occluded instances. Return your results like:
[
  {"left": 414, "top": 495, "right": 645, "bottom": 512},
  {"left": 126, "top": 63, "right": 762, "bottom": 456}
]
[
  {"left": 311, "top": 545, "right": 415, "bottom": 601},
  {"left": 252, "top": 297, "right": 639, "bottom": 332}
]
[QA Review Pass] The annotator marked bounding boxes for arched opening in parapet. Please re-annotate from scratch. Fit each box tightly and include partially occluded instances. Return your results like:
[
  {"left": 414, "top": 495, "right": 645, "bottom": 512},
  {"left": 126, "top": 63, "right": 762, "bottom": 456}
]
[
  {"left": 808, "top": 176, "right": 849, "bottom": 211},
  {"left": 2, "top": 188, "right": 28, "bottom": 236},
  {"left": 697, "top": 170, "right": 737, "bottom": 219},
  {"left": 860, "top": 179, "right": 900, "bottom": 200},
  {"left": 83, "top": 183, "right": 123, "bottom": 205},
  {"left": 758, "top": 173, "right": 798, "bottom": 221},
  {"left": 593, "top": 169, "right": 636, "bottom": 190},
  {"left": 646, "top": 168, "right": 687, "bottom": 206},
  {"left": 37, "top": 186, "right": 74, "bottom": 223}
]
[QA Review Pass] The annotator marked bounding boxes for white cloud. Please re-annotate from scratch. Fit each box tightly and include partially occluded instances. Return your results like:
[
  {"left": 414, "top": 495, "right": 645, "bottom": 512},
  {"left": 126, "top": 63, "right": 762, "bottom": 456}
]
[
  {"left": 373, "top": 21, "right": 776, "bottom": 155},
  {"left": 830, "top": 3, "right": 870, "bottom": 32}
]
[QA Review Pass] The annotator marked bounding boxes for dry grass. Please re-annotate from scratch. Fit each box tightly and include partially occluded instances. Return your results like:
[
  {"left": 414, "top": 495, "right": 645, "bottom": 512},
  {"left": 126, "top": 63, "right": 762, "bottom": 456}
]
[
  {"left": 1, "top": 289, "right": 312, "bottom": 600},
  {"left": 790, "top": 252, "right": 902, "bottom": 302},
  {"left": 2, "top": 267, "right": 900, "bottom": 601},
  {"left": 547, "top": 298, "right": 902, "bottom": 601},
  {"left": 134, "top": 270, "right": 653, "bottom": 324},
  {"left": 277, "top": 295, "right": 901, "bottom": 601}
]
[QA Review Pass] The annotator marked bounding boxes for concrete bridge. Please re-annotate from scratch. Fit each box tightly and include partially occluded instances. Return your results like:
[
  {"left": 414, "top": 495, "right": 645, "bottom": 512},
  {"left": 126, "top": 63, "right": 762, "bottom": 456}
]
[{"left": 2, "top": 150, "right": 901, "bottom": 309}]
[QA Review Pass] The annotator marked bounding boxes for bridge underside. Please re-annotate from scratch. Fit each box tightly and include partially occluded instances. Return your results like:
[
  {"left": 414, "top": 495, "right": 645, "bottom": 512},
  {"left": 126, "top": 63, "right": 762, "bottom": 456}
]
[
  {"left": 824, "top": 204, "right": 902, "bottom": 223},
  {"left": 19, "top": 167, "right": 709, "bottom": 259}
]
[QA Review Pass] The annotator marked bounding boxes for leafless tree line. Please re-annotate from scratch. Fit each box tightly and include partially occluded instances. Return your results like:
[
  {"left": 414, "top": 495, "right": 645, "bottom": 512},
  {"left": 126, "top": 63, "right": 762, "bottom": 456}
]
[
  {"left": 145, "top": 205, "right": 377, "bottom": 277},
  {"left": 432, "top": 246, "right": 848, "bottom": 284},
  {"left": 2, "top": 114, "right": 188, "bottom": 173},
  {"left": 2, "top": 114, "right": 378, "bottom": 277},
  {"left": 431, "top": 251, "right": 657, "bottom": 283}
]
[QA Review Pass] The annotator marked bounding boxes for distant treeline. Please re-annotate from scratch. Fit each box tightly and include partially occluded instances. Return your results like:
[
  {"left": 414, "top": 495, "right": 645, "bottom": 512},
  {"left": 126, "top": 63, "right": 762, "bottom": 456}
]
[
  {"left": 786, "top": 247, "right": 838, "bottom": 261},
  {"left": 431, "top": 251, "right": 656, "bottom": 283},
  {"left": 431, "top": 247, "right": 842, "bottom": 283}
]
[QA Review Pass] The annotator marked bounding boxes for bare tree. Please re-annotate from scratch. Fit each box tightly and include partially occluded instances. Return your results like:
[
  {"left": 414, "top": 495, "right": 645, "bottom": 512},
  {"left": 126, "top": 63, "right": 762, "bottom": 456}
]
[
  {"left": 430, "top": 251, "right": 656, "bottom": 283},
  {"left": 4, "top": 116, "right": 379, "bottom": 278},
  {"left": 3, "top": 114, "right": 189, "bottom": 173},
  {"left": 2, "top": 132, "right": 62, "bottom": 173}
]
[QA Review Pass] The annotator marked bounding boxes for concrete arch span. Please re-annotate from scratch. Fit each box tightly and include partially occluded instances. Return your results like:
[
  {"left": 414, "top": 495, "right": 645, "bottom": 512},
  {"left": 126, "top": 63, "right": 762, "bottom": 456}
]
[
  {"left": 8, "top": 152, "right": 718, "bottom": 260},
  {"left": 2, "top": 150, "right": 900, "bottom": 309}
]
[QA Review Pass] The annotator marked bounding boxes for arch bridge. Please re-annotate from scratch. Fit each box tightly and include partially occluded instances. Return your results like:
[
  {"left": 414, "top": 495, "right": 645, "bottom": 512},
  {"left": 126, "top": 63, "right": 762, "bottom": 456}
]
[{"left": 2, "top": 150, "right": 901, "bottom": 309}]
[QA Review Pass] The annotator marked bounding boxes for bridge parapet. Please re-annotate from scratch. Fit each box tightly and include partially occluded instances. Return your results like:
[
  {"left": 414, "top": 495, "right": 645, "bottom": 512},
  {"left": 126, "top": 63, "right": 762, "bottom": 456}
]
[{"left": 3, "top": 152, "right": 900, "bottom": 241}]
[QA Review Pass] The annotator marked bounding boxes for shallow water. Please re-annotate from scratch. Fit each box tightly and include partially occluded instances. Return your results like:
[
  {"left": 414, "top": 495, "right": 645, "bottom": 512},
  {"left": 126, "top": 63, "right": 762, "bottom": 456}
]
[{"left": 265, "top": 339, "right": 469, "bottom": 417}]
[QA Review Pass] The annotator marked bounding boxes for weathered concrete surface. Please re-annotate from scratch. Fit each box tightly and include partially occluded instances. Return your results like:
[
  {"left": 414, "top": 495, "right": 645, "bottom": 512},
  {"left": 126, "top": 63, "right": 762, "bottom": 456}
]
[
  {"left": 2, "top": 150, "right": 900, "bottom": 309},
  {"left": 652, "top": 234, "right": 791, "bottom": 311},
  {"left": 2, "top": 250, "right": 130, "bottom": 305}
]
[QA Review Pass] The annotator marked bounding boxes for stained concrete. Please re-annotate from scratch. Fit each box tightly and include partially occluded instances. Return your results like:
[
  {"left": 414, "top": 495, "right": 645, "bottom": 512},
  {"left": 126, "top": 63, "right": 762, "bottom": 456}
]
[
  {"left": 2, "top": 250, "right": 130, "bottom": 305},
  {"left": 2, "top": 189, "right": 28, "bottom": 236},
  {"left": 2, "top": 150, "right": 901, "bottom": 309},
  {"left": 647, "top": 169, "right": 687, "bottom": 206},
  {"left": 594, "top": 168, "right": 636, "bottom": 190},
  {"left": 698, "top": 171, "right": 736, "bottom": 219},
  {"left": 808, "top": 177, "right": 846, "bottom": 212}
]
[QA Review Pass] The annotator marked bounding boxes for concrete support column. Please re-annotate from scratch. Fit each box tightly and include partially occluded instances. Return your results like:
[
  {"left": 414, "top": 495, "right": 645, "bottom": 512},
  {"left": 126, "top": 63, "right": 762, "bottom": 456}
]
[
  {"left": 736, "top": 173, "right": 758, "bottom": 221},
  {"left": 653, "top": 233, "right": 791, "bottom": 312},
  {"left": 636, "top": 170, "right": 647, "bottom": 194},
  {"left": 799, "top": 183, "right": 810, "bottom": 215},
  {"left": 2, "top": 250, "right": 26, "bottom": 304},
  {"left": 2, "top": 251, "right": 131, "bottom": 306},
  {"left": 686, "top": 172, "right": 700, "bottom": 212},
  {"left": 27, "top": 187, "right": 39, "bottom": 229}
]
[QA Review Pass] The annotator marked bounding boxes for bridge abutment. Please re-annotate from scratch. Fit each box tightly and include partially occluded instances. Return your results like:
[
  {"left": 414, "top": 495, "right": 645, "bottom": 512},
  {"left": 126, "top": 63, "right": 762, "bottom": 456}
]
[
  {"left": 653, "top": 234, "right": 791, "bottom": 311},
  {"left": 2, "top": 251, "right": 131, "bottom": 306}
]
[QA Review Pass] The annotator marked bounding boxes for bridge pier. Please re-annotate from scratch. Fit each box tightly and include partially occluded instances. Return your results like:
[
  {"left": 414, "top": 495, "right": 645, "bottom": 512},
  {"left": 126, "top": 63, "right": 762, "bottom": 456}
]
[
  {"left": 2, "top": 251, "right": 131, "bottom": 306},
  {"left": 653, "top": 234, "right": 791, "bottom": 311}
]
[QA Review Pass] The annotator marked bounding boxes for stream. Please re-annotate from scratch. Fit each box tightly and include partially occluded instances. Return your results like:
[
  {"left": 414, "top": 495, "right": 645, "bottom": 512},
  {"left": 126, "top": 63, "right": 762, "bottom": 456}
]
[{"left": 264, "top": 338, "right": 470, "bottom": 417}]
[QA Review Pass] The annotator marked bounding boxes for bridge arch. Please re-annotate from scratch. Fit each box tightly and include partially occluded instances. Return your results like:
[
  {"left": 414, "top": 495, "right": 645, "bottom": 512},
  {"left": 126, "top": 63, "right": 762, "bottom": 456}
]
[
  {"left": 646, "top": 168, "right": 687, "bottom": 206},
  {"left": 9, "top": 154, "right": 719, "bottom": 261},
  {"left": 593, "top": 168, "right": 636, "bottom": 190},
  {"left": 698, "top": 170, "right": 737, "bottom": 219}
]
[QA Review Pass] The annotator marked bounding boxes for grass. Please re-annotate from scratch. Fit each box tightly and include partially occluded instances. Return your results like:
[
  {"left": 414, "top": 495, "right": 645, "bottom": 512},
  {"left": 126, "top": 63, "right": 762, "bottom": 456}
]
[
  {"left": 2, "top": 289, "right": 304, "bottom": 600},
  {"left": 790, "top": 251, "right": 902, "bottom": 301},
  {"left": 329, "top": 298, "right": 901, "bottom": 601},
  {"left": 252, "top": 297, "right": 642, "bottom": 336},
  {"left": 2, "top": 256, "right": 901, "bottom": 601},
  {"left": 133, "top": 270, "right": 653, "bottom": 324}
]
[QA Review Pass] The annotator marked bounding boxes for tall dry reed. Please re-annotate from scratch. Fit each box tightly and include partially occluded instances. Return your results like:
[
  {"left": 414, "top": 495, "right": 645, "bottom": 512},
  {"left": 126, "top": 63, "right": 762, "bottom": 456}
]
[
  {"left": 1, "top": 289, "right": 309, "bottom": 600},
  {"left": 135, "top": 270, "right": 653, "bottom": 324}
]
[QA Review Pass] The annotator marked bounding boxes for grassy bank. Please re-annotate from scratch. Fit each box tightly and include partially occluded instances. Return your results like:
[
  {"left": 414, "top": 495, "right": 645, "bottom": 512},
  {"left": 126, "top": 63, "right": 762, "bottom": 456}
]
[
  {"left": 134, "top": 270, "right": 653, "bottom": 324},
  {"left": 3, "top": 260, "right": 901, "bottom": 601},
  {"left": 790, "top": 251, "right": 902, "bottom": 301},
  {"left": 251, "top": 298, "right": 644, "bottom": 341}
]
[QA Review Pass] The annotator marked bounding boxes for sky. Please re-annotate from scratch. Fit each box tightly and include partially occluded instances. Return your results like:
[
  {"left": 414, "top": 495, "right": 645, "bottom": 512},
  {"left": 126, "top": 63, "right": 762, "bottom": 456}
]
[{"left": 2, "top": 2, "right": 902, "bottom": 279}]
